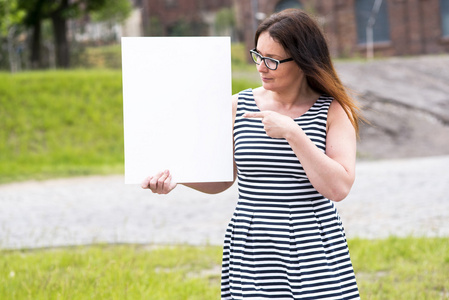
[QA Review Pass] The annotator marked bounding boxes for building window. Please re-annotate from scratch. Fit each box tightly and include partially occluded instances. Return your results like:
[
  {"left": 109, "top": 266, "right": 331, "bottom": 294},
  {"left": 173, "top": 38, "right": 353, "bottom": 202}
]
[
  {"left": 274, "top": 0, "right": 302, "bottom": 13},
  {"left": 165, "top": 0, "right": 177, "bottom": 8},
  {"left": 441, "top": 0, "right": 449, "bottom": 37},
  {"left": 355, "top": 0, "right": 390, "bottom": 44}
]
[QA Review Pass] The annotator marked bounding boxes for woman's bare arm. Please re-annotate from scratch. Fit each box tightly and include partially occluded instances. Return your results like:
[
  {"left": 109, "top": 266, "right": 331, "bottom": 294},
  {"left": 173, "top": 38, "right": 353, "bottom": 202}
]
[{"left": 243, "top": 100, "right": 356, "bottom": 202}]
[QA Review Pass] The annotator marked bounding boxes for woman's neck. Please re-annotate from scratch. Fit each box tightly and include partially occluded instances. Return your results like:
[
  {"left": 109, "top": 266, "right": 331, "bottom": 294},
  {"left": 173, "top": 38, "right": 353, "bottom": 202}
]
[{"left": 267, "top": 84, "right": 319, "bottom": 109}]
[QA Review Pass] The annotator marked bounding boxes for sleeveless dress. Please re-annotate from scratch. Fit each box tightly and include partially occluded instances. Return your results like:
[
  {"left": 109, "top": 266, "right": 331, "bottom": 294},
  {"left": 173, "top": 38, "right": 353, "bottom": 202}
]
[{"left": 221, "top": 89, "right": 360, "bottom": 299}]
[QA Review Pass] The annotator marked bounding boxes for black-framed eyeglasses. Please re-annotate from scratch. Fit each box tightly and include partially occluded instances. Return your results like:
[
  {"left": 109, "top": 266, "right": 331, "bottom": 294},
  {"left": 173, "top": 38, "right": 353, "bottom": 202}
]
[{"left": 249, "top": 48, "right": 294, "bottom": 70}]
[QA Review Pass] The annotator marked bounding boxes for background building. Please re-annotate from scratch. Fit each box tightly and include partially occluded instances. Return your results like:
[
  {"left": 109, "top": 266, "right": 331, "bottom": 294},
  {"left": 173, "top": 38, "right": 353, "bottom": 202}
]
[
  {"left": 234, "top": 0, "right": 449, "bottom": 58},
  {"left": 141, "top": 0, "right": 233, "bottom": 36},
  {"left": 141, "top": 0, "right": 449, "bottom": 58}
]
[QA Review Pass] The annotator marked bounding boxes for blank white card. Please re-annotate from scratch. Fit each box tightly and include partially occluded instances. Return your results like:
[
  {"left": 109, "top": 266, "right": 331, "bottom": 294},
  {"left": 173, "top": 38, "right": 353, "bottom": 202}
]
[{"left": 121, "top": 37, "right": 233, "bottom": 184}]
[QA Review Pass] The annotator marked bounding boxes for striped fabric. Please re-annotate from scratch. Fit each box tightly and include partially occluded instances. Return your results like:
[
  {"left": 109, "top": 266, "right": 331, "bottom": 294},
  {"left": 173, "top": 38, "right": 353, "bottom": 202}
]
[{"left": 221, "top": 89, "right": 360, "bottom": 299}]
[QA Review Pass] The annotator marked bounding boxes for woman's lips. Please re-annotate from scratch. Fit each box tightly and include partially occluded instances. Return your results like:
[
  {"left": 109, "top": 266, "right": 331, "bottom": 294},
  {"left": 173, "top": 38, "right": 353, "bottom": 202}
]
[{"left": 261, "top": 76, "right": 272, "bottom": 82}]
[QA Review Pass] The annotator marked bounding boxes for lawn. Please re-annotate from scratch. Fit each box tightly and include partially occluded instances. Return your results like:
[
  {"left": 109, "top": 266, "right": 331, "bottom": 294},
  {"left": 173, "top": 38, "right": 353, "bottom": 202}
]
[
  {"left": 1, "top": 237, "right": 448, "bottom": 299},
  {"left": 0, "top": 70, "right": 125, "bottom": 183}
]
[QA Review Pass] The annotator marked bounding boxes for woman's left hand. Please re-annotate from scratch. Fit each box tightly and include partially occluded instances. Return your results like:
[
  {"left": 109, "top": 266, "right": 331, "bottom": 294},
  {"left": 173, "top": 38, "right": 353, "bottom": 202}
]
[{"left": 243, "top": 111, "right": 296, "bottom": 139}]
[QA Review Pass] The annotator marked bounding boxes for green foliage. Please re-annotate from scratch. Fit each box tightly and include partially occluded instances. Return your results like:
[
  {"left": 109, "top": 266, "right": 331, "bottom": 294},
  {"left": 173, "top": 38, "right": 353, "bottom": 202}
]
[
  {"left": 90, "top": 0, "right": 132, "bottom": 23},
  {"left": 168, "top": 18, "right": 208, "bottom": 36},
  {"left": 0, "top": 0, "right": 25, "bottom": 36},
  {"left": 18, "top": 0, "right": 111, "bottom": 22},
  {"left": 14, "top": 0, "right": 131, "bottom": 68},
  {"left": 0, "top": 238, "right": 448, "bottom": 299},
  {"left": 147, "top": 16, "right": 164, "bottom": 36},
  {"left": 74, "top": 44, "right": 122, "bottom": 69},
  {"left": 214, "top": 7, "right": 235, "bottom": 35}
]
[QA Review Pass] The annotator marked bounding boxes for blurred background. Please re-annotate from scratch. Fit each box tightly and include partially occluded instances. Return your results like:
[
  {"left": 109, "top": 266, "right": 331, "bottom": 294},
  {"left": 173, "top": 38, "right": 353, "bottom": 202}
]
[
  {"left": 1, "top": 1, "right": 449, "bottom": 298},
  {"left": 2, "top": 0, "right": 449, "bottom": 71},
  {"left": 1, "top": 0, "right": 449, "bottom": 181}
]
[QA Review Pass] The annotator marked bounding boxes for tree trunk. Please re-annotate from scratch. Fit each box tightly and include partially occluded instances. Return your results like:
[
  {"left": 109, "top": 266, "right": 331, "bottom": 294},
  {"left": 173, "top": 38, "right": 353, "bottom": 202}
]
[
  {"left": 30, "top": 21, "right": 42, "bottom": 68},
  {"left": 51, "top": 14, "right": 70, "bottom": 68},
  {"left": 50, "top": 0, "right": 70, "bottom": 68},
  {"left": 8, "top": 26, "right": 18, "bottom": 73}
]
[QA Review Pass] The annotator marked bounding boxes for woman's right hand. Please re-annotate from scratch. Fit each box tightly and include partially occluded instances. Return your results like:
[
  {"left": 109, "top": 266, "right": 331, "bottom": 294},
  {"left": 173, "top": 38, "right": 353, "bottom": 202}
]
[{"left": 141, "top": 170, "right": 177, "bottom": 194}]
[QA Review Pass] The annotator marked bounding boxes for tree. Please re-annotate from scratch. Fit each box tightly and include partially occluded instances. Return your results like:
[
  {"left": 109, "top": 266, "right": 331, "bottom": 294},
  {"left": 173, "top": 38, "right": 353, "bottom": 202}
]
[
  {"left": 18, "top": 0, "right": 131, "bottom": 68},
  {"left": 0, "top": 0, "right": 26, "bottom": 71},
  {"left": 90, "top": 0, "right": 132, "bottom": 23},
  {"left": 89, "top": 0, "right": 134, "bottom": 43},
  {"left": 214, "top": 7, "right": 235, "bottom": 37},
  {"left": 19, "top": 0, "right": 47, "bottom": 68}
]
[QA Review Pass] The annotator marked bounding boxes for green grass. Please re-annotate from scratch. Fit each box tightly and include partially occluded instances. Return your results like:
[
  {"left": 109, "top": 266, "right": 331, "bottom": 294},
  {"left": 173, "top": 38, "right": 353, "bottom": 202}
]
[
  {"left": 1, "top": 237, "right": 448, "bottom": 299},
  {"left": 0, "top": 70, "right": 125, "bottom": 183},
  {"left": 349, "top": 237, "right": 449, "bottom": 299},
  {"left": 0, "top": 244, "right": 223, "bottom": 299},
  {"left": 0, "top": 68, "right": 260, "bottom": 184}
]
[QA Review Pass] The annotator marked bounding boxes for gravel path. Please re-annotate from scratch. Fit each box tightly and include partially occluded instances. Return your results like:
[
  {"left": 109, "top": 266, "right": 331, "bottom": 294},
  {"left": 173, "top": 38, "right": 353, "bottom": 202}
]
[{"left": 1, "top": 155, "right": 448, "bottom": 250}]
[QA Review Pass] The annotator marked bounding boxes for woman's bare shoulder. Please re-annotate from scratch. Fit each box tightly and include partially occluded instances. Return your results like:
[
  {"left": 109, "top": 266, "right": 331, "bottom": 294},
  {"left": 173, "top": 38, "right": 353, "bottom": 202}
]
[
  {"left": 328, "top": 99, "right": 349, "bottom": 122},
  {"left": 231, "top": 93, "right": 239, "bottom": 125},
  {"left": 232, "top": 93, "right": 238, "bottom": 109},
  {"left": 327, "top": 99, "right": 355, "bottom": 137}
]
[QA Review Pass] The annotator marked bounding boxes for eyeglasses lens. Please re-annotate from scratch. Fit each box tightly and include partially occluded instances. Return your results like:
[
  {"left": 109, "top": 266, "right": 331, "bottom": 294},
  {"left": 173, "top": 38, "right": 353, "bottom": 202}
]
[
  {"left": 251, "top": 52, "right": 261, "bottom": 64},
  {"left": 251, "top": 51, "right": 278, "bottom": 70},
  {"left": 265, "top": 59, "right": 277, "bottom": 70}
]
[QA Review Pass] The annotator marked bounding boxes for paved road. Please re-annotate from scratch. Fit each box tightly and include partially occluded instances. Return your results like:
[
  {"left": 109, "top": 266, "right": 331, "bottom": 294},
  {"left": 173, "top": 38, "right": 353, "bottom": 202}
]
[{"left": 1, "top": 155, "right": 448, "bottom": 250}]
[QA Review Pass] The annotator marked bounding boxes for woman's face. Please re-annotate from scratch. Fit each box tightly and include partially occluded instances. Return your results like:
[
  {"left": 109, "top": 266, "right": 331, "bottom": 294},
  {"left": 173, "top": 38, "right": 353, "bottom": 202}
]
[{"left": 255, "top": 31, "right": 304, "bottom": 92}]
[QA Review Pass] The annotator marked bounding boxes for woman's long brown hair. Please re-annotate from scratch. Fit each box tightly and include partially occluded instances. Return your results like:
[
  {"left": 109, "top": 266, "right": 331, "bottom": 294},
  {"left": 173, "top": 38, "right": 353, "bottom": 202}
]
[{"left": 255, "top": 9, "right": 361, "bottom": 134}]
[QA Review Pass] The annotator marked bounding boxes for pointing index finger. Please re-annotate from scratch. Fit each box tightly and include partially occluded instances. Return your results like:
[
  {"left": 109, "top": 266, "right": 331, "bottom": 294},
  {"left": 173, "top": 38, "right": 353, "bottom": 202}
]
[{"left": 243, "top": 112, "right": 265, "bottom": 118}]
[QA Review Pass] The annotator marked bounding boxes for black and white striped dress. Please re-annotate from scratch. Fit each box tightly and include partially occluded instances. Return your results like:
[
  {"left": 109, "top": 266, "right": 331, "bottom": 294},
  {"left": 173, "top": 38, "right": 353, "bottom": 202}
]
[{"left": 221, "top": 89, "right": 360, "bottom": 299}]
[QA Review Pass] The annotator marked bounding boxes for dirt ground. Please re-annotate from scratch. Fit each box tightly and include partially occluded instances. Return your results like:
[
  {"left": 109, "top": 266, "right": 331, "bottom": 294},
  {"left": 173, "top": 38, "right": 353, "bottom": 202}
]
[{"left": 335, "top": 55, "right": 449, "bottom": 160}]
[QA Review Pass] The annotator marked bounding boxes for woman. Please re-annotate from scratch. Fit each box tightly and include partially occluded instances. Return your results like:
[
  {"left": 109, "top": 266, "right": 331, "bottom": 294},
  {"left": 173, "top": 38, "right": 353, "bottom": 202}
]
[{"left": 142, "top": 9, "right": 361, "bottom": 299}]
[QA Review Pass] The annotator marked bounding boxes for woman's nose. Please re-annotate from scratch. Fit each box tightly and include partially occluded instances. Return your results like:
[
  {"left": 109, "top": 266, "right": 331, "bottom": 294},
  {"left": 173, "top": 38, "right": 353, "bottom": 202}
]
[{"left": 257, "top": 60, "right": 269, "bottom": 72}]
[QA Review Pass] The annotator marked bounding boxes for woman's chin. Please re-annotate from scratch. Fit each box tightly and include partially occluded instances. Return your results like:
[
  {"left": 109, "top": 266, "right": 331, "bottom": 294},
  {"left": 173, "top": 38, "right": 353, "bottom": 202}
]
[{"left": 261, "top": 81, "right": 274, "bottom": 90}]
